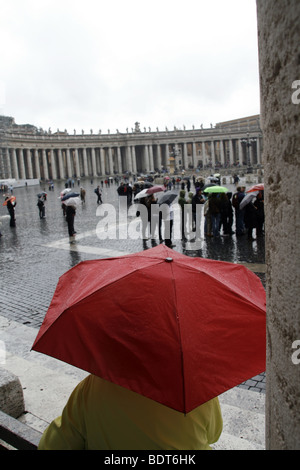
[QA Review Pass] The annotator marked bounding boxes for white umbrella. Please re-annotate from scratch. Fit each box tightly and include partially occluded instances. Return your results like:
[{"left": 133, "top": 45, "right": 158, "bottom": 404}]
[
  {"left": 239, "top": 191, "right": 258, "bottom": 210},
  {"left": 64, "top": 196, "right": 82, "bottom": 208},
  {"left": 134, "top": 189, "right": 149, "bottom": 200}
]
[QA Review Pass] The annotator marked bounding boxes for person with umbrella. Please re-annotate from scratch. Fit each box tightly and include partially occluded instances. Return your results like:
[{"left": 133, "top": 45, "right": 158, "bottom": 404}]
[
  {"left": 232, "top": 186, "right": 246, "bottom": 236},
  {"left": 33, "top": 245, "right": 266, "bottom": 450},
  {"left": 95, "top": 186, "right": 102, "bottom": 204},
  {"left": 37, "top": 192, "right": 47, "bottom": 219},
  {"left": 208, "top": 193, "right": 221, "bottom": 237},
  {"left": 66, "top": 203, "right": 77, "bottom": 238},
  {"left": 254, "top": 190, "right": 264, "bottom": 236},
  {"left": 37, "top": 197, "right": 46, "bottom": 219},
  {"left": 4, "top": 196, "right": 16, "bottom": 227}
]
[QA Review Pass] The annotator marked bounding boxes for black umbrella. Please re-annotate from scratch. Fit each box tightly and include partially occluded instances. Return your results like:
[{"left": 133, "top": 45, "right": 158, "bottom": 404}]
[
  {"left": 202, "top": 183, "right": 216, "bottom": 190},
  {"left": 158, "top": 191, "right": 178, "bottom": 205}
]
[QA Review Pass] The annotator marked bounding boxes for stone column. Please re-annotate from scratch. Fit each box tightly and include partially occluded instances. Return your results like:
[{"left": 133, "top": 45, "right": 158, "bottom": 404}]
[
  {"left": 18, "top": 149, "right": 26, "bottom": 179},
  {"left": 5, "top": 148, "right": 12, "bottom": 178},
  {"left": 65, "top": 149, "right": 72, "bottom": 178},
  {"left": 238, "top": 139, "right": 243, "bottom": 165},
  {"left": 156, "top": 144, "right": 162, "bottom": 170},
  {"left": 11, "top": 149, "right": 19, "bottom": 180},
  {"left": 74, "top": 148, "right": 80, "bottom": 177},
  {"left": 219, "top": 140, "right": 225, "bottom": 166},
  {"left": 90, "top": 148, "right": 96, "bottom": 176},
  {"left": 82, "top": 148, "right": 89, "bottom": 177},
  {"left": 108, "top": 147, "right": 114, "bottom": 174},
  {"left": 144, "top": 145, "right": 150, "bottom": 172},
  {"left": 229, "top": 140, "right": 234, "bottom": 166},
  {"left": 26, "top": 149, "right": 33, "bottom": 179},
  {"left": 148, "top": 144, "right": 154, "bottom": 172},
  {"left": 42, "top": 149, "right": 49, "bottom": 180},
  {"left": 125, "top": 146, "right": 132, "bottom": 173},
  {"left": 192, "top": 142, "right": 197, "bottom": 168},
  {"left": 100, "top": 148, "right": 106, "bottom": 175},
  {"left": 202, "top": 141, "right": 206, "bottom": 166},
  {"left": 257, "top": 0, "right": 300, "bottom": 450},
  {"left": 210, "top": 140, "right": 215, "bottom": 167},
  {"left": 164, "top": 144, "right": 169, "bottom": 170},
  {"left": 117, "top": 147, "right": 122, "bottom": 174},
  {"left": 34, "top": 149, "right": 41, "bottom": 180},
  {"left": 183, "top": 142, "right": 188, "bottom": 169},
  {"left": 57, "top": 149, "right": 64, "bottom": 179},
  {"left": 131, "top": 146, "right": 137, "bottom": 174},
  {"left": 50, "top": 149, "right": 57, "bottom": 180}
]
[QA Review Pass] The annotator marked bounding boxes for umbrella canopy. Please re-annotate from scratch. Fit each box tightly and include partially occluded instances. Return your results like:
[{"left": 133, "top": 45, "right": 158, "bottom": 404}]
[
  {"left": 134, "top": 188, "right": 149, "bottom": 200},
  {"left": 246, "top": 183, "right": 264, "bottom": 193},
  {"left": 61, "top": 188, "right": 72, "bottom": 196},
  {"left": 2, "top": 196, "right": 16, "bottom": 206},
  {"left": 61, "top": 192, "right": 80, "bottom": 201},
  {"left": 32, "top": 245, "right": 266, "bottom": 414},
  {"left": 145, "top": 185, "right": 165, "bottom": 195},
  {"left": 158, "top": 191, "right": 178, "bottom": 205},
  {"left": 134, "top": 185, "right": 165, "bottom": 200},
  {"left": 202, "top": 183, "right": 216, "bottom": 190},
  {"left": 239, "top": 191, "right": 258, "bottom": 210},
  {"left": 203, "top": 185, "right": 228, "bottom": 193},
  {"left": 37, "top": 192, "right": 47, "bottom": 198},
  {"left": 63, "top": 196, "right": 81, "bottom": 208}
]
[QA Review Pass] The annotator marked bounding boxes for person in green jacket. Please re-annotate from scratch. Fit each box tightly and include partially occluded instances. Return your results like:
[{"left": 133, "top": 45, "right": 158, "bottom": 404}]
[{"left": 38, "top": 375, "right": 223, "bottom": 450}]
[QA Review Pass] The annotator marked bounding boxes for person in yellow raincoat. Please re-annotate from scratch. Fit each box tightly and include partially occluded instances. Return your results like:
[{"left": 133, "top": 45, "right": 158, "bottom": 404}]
[{"left": 38, "top": 375, "right": 223, "bottom": 450}]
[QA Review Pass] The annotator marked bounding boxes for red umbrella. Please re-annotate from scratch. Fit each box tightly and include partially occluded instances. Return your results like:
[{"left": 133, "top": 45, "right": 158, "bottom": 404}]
[
  {"left": 32, "top": 245, "right": 266, "bottom": 414},
  {"left": 247, "top": 183, "right": 264, "bottom": 193},
  {"left": 2, "top": 196, "right": 16, "bottom": 206}
]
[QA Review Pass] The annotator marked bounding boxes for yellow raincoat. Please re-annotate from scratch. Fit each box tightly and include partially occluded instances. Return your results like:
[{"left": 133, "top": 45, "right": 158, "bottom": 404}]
[{"left": 38, "top": 375, "right": 223, "bottom": 450}]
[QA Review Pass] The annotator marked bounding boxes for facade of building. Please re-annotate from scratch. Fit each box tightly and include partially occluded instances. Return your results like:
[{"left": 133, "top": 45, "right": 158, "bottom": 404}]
[{"left": 0, "top": 115, "right": 262, "bottom": 181}]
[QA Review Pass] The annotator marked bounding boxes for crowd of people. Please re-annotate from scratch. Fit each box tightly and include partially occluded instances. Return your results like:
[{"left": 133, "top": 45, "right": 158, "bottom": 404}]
[
  {"left": 122, "top": 178, "right": 264, "bottom": 246},
  {"left": 0, "top": 175, "right": 264, "bottom": 246}
]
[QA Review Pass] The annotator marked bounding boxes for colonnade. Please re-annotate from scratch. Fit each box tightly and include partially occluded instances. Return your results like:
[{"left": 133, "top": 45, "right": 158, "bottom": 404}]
[{"left": 0, "top": 126, "right": 262, "bottom": 181}]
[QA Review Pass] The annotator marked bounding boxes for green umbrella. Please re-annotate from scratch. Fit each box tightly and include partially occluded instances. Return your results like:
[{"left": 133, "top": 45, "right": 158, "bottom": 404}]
[{"left": 203, "top": 185, "right": 228, "bottom": 193}]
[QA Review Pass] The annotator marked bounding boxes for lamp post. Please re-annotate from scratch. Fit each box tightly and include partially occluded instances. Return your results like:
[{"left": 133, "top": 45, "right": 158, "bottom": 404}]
[{"left": 241, "top": 133, "right": 257, "bottom": 173}]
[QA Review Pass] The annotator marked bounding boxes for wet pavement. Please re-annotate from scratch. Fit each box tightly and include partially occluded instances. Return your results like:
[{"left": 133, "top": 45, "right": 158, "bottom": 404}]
[{"left": 0, "top": 178, "right": 266, "bottom": 393}]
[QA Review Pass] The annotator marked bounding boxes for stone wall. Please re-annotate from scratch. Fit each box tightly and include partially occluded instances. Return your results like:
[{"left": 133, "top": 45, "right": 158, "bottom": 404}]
[{"left": 257, "top": 0, "right": 300, "bottom": 450}]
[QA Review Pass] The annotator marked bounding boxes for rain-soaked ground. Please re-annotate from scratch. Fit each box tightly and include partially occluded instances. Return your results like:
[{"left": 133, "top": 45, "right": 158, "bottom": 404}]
[{"left": 0, "top": 177, "right": 265, "bottom": 329}]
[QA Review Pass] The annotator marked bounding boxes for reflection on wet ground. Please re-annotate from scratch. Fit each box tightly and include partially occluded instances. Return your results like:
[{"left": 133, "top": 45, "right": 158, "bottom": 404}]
[{"left": 0, "top": 178, "right": 265, "bottom": 328}]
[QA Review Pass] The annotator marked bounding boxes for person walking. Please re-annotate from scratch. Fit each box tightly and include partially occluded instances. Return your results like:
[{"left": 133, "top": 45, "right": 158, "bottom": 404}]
[
  {"left": 95, "top": 186, "right": 102, "bottom": 204},
  {"left": 37, "top": 197, "right": 46, "bottom": 219},
  {"left": 209, "top": 193, "right": 221, "bottom": 237},
  {"left": 232, "top": 186, "right": 246, "bottom": 236},
  {"left": 80, "top": 187, "right": 86, "bottom": 204},
  {"left": 66, "top": 205, "right": 76, "bottom": 238},
  {"left": 6, "top": 197, "right": 16, "bottom": 227},
  {"left": 178, "top": 190, "right": 187, "bottom": 239}
]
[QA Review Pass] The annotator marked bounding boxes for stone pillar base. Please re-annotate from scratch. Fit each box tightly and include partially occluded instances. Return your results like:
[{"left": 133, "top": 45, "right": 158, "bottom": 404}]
[{"left": 0, "top": 369, "right": 25, "bottom": 418}]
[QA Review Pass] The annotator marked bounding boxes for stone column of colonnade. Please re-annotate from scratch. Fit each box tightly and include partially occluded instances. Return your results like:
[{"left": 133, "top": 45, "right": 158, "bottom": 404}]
[{"left": 2, "top": 134, "right": 262, "bottom": 181}]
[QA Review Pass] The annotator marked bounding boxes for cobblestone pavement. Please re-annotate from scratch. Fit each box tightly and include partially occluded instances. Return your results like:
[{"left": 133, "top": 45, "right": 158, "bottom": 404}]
[{"left": 0, "top": 178, "right": 266, "bottom": 393}]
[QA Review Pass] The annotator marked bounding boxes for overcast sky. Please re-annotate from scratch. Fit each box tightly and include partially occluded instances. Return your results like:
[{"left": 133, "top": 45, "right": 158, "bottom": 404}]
[{"left": 0, "top": 0, "right": 260, "bottom": 133}]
